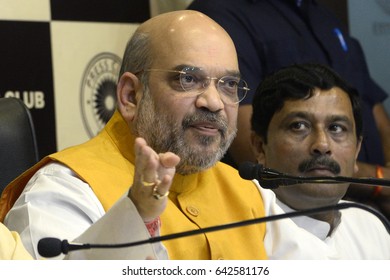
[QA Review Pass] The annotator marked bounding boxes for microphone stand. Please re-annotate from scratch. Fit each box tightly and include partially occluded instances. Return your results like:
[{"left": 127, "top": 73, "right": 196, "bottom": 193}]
[
  {"left": 262, "top": 172, "right": 390, "bottom": 186},
  {"left": 130, "top": 202, "right": 390, "bottom": 246},
  {"left": 239, "top": 161, "right": 390, "bottom": 188},
  {"left": 38, "top": 202, "right": 390, "bottom": 257}
]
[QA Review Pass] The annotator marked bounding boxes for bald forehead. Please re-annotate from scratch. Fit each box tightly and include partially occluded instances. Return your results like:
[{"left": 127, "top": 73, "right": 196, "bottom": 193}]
[
  {"left": 139, "top": 10, "right": 226, "bottom": 38},
  {"left": 137, "top": 10, "right": 238, "bottom": 71}
]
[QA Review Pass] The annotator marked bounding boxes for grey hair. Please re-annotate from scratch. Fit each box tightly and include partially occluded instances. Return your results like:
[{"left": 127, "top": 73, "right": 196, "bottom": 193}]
[{"left": 118, "top": 31, "right": 152, "bottom": 86}]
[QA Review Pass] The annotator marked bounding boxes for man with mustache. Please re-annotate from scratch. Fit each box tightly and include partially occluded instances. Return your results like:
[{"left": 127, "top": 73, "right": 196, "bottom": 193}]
[
  {"left": 0, "top": 10, "right": 267, "bottom": 260},
  {"left": 251, "top": 63, "right": 390, "bottom": 259},
  {"left": 188, "top": 0, "right": 390, "bottom": 220}
]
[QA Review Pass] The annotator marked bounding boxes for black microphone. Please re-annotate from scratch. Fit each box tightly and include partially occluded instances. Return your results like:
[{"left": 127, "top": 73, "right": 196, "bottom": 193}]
[
  {"left": 239, "top": 161, "right": 390, "bottom": 189},
  {"left": 38, "top": 238, "right": 92, "bottom": 258},
  {"left": 38, "top": 202, "right": 390, "bottom": 258},
  {"left": 239, "top": 162, "right": 301, "bottom": 188}
]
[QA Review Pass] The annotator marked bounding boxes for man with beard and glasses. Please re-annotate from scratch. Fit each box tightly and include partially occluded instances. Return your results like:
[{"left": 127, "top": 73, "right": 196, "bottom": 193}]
[
  {"left": 0, "top": 10, "right": 267, "bottom": 260},
  {"left": 250, "top": 63, "right": 390, "bottom": 259}
]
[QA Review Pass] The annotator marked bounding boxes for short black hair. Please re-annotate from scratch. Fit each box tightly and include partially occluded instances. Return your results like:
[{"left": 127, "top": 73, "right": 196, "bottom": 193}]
[{"left": 251, "top": 63, "right": 363, "bottom": 143}]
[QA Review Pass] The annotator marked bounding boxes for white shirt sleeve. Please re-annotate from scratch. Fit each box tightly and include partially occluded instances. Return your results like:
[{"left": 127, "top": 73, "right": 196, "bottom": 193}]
[{"left": 4, "top": 162, "right": 168, "bottom": 260}]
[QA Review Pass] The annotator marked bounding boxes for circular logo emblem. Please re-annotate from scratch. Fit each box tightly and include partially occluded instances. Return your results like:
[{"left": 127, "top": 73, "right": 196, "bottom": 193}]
[{"left": 81, "top": 52, "right": 122, "bottom": 138}]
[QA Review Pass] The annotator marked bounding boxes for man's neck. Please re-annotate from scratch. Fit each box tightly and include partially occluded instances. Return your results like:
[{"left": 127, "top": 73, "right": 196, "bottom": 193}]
[{"left": 309, "top": 210, "right": 341, "bottom": 236}]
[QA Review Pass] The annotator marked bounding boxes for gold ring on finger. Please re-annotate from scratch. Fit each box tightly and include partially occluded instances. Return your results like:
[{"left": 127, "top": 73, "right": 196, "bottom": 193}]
[
  {"left": 152, "top": 185, "right": 169, "bottom": 200},
  {"left": 141, "top": 174, "right": 159, "bottom": 187}
]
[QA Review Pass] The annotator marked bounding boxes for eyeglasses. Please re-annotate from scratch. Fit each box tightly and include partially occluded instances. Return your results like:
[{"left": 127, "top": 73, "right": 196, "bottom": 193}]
[{"left": 142, "top": 66, "right": 250, "bottom": 104}]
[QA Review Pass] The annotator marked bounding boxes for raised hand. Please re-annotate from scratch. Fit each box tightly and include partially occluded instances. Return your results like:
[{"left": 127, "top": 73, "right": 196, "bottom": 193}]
[{"left": 128, "top": 137, "right": 180, "bottom": 222}]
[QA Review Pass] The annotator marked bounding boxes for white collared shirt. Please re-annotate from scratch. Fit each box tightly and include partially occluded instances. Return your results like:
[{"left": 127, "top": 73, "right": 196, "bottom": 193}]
[{"left": 257, "top": 182, "right": 390, "bottom": 259}]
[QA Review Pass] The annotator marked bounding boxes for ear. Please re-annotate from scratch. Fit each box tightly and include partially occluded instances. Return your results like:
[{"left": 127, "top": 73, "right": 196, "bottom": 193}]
[
  {"left": 117, "top": 72, "right": 141, "bottom": 122},
  {"left": 354, "top": 136, "right": 363, "bottom": 174},
  {"left": 250, "top": 131, "right": 267, "bottom": 165}
]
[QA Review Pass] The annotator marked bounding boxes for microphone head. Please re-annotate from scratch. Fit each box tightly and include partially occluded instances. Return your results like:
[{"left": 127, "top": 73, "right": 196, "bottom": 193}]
[
  {"left": 239, "top": 162, "right": 281, "bottom": 189},
  {"left": 38, "top": 237, "right": 69, "bottom": 258},
  {"left": 238, "top": 161, "right": 261, "bottom": 180}
]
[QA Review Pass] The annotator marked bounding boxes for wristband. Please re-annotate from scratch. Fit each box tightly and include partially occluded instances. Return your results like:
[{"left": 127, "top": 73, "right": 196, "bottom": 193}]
[
  {"left": 145, "top": 217, "right": 161, "bottom": 237},
  {"left": 372, "top": 165, "right": 384, "bottom": 198}
]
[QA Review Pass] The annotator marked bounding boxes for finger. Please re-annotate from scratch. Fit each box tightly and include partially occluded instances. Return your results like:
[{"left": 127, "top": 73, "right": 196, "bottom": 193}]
[
  {"left": 159, "top": 152, "right": 181, "bottom": 168},
  {"left": 153, "top": 174, "right": 173, "bottom": 195},
  {"left": 134, "top": 138, "right": 160, "bottom": 184}
]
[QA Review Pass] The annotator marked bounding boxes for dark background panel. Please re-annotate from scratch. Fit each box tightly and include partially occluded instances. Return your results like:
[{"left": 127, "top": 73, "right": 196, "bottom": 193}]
[
  {"left": 0, "top": 20, "right": 56, "bottom": 159},
  {"left": 50, "top": 0, "right": 150, "bottom": 23}
]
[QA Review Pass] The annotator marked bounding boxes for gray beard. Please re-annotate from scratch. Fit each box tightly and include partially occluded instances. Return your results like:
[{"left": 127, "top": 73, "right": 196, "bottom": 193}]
[{"left": 133, "top": 92, "right": 236, "bottom": 175}]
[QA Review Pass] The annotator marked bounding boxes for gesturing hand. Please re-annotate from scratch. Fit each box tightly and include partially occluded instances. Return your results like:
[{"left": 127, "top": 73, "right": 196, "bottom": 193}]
[{"left": 128, "top": 137, "right": 180, "bottom": 222}]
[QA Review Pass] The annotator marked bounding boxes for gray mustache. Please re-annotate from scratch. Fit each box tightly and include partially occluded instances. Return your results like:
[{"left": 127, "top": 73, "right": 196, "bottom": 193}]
[{"left": 182, "top": 110, "right": 228, "bottom": 133}]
